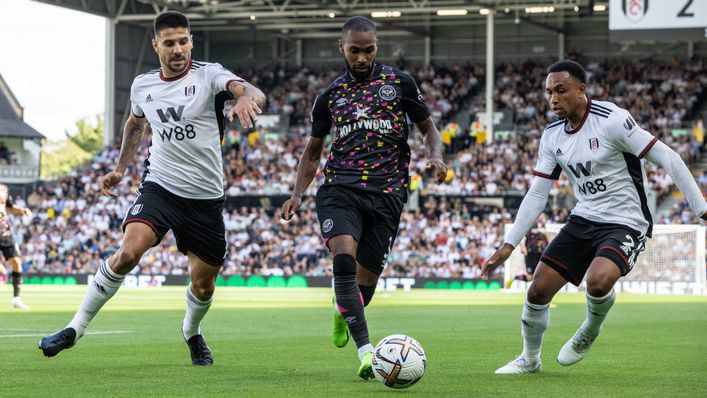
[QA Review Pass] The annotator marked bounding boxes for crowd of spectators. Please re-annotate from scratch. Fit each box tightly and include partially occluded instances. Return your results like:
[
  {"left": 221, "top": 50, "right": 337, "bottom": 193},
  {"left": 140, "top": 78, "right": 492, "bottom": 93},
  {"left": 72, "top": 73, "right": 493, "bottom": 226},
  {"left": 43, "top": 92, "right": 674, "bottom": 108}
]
[{"left": 3, "top": 57, "right": 706, "bottom": 278}]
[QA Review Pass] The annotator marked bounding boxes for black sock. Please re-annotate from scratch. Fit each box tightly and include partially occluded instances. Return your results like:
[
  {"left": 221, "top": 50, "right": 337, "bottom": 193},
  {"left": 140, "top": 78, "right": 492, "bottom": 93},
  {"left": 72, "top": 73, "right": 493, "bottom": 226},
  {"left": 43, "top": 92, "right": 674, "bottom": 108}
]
[
  {"left": 358, "top": 284, "right": 376, "bottom": 307},
  {"left": 11, "top": 271, "right": 21, "bottom": 297},
  {"left": 333, "top": 254, "right": 369, "bottom": 348}
]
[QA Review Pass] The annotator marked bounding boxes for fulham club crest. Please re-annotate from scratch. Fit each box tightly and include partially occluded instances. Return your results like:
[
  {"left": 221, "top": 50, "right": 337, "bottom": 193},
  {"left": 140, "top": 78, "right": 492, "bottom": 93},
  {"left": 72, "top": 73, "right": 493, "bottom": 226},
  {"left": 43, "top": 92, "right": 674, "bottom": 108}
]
[
  {"left": 184, "top": 85, "right": 196, "bottom": 97},
  {"left": 622, "top": 0, "right": 648, "bottom": 23},
  {"left": 589, "top": 138, "right": 599, "bottom": 152},
  {"left": 130, "top": 204, "right": 143, "bottom": 215}
]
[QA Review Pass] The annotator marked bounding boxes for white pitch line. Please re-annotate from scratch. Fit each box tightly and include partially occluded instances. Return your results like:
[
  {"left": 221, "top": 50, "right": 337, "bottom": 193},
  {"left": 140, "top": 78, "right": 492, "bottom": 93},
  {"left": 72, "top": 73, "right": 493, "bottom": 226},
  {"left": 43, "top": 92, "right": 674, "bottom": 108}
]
[
  {"left": 0, "top": 328, "right": 49, "bottom": 332},
  {"left": 0, "top": 330, "right": 133, "bottom": 338}
]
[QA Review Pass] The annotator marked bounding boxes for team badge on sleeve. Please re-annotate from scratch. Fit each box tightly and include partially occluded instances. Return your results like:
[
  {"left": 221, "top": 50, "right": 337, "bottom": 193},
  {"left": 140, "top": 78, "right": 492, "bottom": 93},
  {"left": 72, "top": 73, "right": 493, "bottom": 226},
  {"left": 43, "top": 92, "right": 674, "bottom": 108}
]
[
  {"left": 130, "top": 204, "right": 143, "bottom": 215},
  {"left": 589, "top": 138, "right": 599, "bottom": 152}
]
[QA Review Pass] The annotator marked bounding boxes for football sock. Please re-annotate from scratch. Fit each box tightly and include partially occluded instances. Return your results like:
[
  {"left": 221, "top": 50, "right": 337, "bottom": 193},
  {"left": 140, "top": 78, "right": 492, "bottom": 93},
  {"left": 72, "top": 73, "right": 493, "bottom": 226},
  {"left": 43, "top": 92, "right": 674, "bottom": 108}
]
[
  {"left": 183, "top": 284, "right": 213, "bottom": 340},
  {"left": 521, "top": 299, "right": 550, "bottom": 363},
  {"left": 333, "top": 254, "right": 370, "bottom": 349},
  {"left": 67, "top": 260, "right": 125, "bottom": 339},
  {"left": 358, "top": 344, "right": 374, "bottom": 360},
  {"left": 358, "top": 284, "right": 376, "bottom": 307},
  {"left": 11, "top": 271, "right": 21, "bottom": 297},
  {"left": 581, "top": 289, "right": 615, "bottom": 335}
]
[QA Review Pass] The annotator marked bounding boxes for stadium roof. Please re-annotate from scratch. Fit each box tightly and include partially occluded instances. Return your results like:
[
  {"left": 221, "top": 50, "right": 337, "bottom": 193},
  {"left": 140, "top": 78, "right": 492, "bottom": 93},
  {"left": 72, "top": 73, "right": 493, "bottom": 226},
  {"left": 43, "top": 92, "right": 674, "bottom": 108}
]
[
  {"left": 33, "top": 0, "right": 605, "bottom": 34},
  {"left": 0, "top": 74, "right": 45, "bottom": 140}
]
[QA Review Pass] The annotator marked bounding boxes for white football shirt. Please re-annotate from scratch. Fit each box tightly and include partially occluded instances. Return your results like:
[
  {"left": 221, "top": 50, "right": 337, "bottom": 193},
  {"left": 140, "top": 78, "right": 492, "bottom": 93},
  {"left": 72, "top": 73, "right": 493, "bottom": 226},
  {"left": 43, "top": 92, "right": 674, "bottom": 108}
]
[
  {"left": 533, "top": 99, "right": 658, "bottom": 237},
  {"left": 130, "top": 60, "right": 243, "bottom": 199}
]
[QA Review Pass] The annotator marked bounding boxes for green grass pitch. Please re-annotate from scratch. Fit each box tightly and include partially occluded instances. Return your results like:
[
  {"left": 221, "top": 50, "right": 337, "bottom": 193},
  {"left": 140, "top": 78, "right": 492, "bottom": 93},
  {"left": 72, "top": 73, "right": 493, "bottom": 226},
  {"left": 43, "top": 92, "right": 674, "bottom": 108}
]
[{"left": 1, "top": 285, "right": 705, "bottom": 397}]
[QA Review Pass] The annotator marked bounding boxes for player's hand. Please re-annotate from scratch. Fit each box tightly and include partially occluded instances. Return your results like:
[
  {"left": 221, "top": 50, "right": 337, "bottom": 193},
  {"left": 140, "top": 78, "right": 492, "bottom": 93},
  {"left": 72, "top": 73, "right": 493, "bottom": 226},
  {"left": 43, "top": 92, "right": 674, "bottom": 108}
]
[
  {"left": 100, "top": 171, "right": 124, "bottom": 198},
  {"left": 21, "top": 208, "right": 32, "bottom": 217},
  {"left": 426, "top": 158, "right": 448, "bottom": 184},
  {"left": 481, "top": 243, "right": 515, "bottom": 281},
  {"left": 281, "top": 196, "right": 302, "bottom": 221},
  {"left": 228, "top": 95, "right": 262, "bottom": 129}
]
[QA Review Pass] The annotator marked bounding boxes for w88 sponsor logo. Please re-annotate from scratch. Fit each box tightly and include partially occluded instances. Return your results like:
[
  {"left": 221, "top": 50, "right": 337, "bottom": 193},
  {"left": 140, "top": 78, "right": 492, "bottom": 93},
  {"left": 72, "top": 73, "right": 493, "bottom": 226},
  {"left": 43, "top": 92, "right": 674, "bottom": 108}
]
[{"left": 157, "top": 124, "right": 197, "bottom": 142}]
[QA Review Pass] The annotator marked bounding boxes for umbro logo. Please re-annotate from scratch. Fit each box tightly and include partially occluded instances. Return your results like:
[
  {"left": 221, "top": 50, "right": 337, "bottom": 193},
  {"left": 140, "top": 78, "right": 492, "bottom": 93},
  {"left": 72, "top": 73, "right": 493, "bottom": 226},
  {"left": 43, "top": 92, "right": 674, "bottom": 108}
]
[
  {"left": 145, "top": 94, "right": 153, "bottom": 103},
  {"left": 556, "top": 148, "right": 564, "bottom": 156},
  {"left": 335, "top": 98, "right": 347, "bottom": 107}
]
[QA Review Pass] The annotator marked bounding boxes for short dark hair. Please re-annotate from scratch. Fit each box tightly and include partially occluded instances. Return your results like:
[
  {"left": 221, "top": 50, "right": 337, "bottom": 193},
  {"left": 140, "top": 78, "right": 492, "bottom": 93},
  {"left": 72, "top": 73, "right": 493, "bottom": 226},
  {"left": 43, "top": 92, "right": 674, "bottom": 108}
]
[
  {"left": 342, "top": 16, "right": 376, "bottom": 36},
  {"left": 547, "top": 60, "right": 587, "bottom": 84},
  {"left": 154, "top": 11, "right": 190, "bottom": 36}
]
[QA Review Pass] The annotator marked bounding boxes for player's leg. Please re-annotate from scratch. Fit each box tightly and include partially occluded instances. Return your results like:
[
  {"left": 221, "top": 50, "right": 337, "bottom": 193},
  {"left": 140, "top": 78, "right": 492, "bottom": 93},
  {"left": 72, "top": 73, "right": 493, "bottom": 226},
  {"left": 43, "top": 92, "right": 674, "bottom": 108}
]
[
  {"left": 558, "top": 231, "right": 644, "bottom": 366},
  {"left": 496, "top": 262, "right": 567, "bottom": 374},
  {"left": 175, "top": 194, "right": 227, "bottom": 365},
  {"left": 7, "top": 248, "right": 29, "bottom": 309},
  {"left": 0, "top": 261, "right": 6, "bottom": 285},
  {"left": 39, "top": 222, "right": 157, "bottom": 357},
  {"left": 183, "top": 252, "right": 220, "bottom": 366},
  {"left": 497, "top": 222, "right": 593, "bottom": 374},
  {"left": 352, "top": 191, "right": 403, "bottom": 379},
  {"left": 328, "top": 236, "right": 372, "bottom": 354},
  {"left": 314, "top": 186, "right": 364, "bottom": 352}
]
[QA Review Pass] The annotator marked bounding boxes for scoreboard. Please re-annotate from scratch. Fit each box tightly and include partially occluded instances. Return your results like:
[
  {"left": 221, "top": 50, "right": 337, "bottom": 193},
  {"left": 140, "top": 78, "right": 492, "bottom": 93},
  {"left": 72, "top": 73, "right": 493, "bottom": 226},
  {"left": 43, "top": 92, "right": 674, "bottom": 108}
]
[{"left": 609, "top": 0, "right": 707, "bottom": 41}]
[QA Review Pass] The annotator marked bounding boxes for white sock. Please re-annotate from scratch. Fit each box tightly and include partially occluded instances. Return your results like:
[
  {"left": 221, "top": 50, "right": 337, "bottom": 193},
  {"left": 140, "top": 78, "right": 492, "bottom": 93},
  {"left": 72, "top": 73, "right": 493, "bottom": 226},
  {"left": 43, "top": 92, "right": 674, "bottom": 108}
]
[
  {"left": 581, "top": 289, "right": 616, "bottom": 335},
  {"left": 182, "top": 285, "right": 212, "bottom": 340},
  {"left": 67, "top": 260, "right": 125, "bottom": 339},
  {"left": 358, "top": 343, "right": 374, "bottom": 360},
  {"left": 521, "top": 299, "right": 550, "bottom": 363}
]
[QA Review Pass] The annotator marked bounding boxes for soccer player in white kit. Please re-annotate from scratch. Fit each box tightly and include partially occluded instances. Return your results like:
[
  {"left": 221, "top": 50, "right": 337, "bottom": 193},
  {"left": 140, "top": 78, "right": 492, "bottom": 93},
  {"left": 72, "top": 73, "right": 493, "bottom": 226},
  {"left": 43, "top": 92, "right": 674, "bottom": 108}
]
[
  {"left": 39, "top": 11, "right": 266, "bottom": 365},
  {"left": 482, "top": 60, "right": 707, "bottom": 374}
]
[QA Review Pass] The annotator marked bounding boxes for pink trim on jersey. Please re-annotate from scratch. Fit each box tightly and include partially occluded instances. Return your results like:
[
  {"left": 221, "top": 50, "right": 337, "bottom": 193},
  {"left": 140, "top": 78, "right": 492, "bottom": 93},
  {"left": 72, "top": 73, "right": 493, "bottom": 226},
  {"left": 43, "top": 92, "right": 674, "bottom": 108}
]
[
  {"left": 159, "top": 60, "right": 192, "bottom": 82},
  {"left": 564, "top": 99, "right": 591, "bottom": 135},
  {"left": 123, "top": 218, "right": 160, "bottom": 238},
  {"left": 598, "top": 245, "right": 628, "bottom": 266},
  {"left": 638, "top": 136, "right": 658, "bottom": 159},
  {"left": 225, "top": 78, "right": 246, "bottom": 91},
  {"left": 532, "top": 170, "right": 554, "bottom": 179}
]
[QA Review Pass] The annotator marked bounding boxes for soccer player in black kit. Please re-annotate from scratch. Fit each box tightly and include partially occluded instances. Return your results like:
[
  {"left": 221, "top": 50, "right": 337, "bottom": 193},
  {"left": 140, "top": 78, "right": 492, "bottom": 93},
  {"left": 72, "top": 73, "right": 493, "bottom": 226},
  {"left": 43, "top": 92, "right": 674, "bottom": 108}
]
[
  {"left": 0, "top": 184, "right": 32, "bottom": 309},
  {"left": 281, "top": 16, "right": 448, "bottom": 380}
]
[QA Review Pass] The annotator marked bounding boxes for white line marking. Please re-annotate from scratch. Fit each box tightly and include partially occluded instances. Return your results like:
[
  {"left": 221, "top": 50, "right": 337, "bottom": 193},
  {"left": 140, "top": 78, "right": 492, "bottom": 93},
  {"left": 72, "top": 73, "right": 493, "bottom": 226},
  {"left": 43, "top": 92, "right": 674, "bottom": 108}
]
[{"left": 0, "top": 330, "right": 133, "bottom": 338}]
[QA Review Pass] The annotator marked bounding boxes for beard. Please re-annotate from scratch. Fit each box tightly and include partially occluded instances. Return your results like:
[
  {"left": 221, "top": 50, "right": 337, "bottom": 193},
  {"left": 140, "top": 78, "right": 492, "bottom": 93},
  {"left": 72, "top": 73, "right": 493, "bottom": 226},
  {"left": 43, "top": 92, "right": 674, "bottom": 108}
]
[
  {"left": 345, "top": 59, "right": 374, "bottom": 81},
  {"left": 165, "top": 56, "right": 189, "bottom": 74}
]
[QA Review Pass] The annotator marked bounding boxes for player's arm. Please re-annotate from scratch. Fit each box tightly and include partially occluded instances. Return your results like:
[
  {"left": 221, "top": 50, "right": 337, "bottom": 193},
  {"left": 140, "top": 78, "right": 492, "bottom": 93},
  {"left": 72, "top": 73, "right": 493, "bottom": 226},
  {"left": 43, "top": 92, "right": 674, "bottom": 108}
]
[
  {"left": 226, "top": 81, "right": 266, "bottom": 129},
  {"left": 281, "top": 137, "right": 326, "bottom": 221},
  {"left": 280, "top": 91, "right": 331, "bottom": 221},
  {"left": 399, "top": 71, "right": 448, "bottom": 184},
  {"left": 482, "top": 130, "right": 558, "bottom": 280},
  {"left": 416, "top": 117, "right": 448, "bottom": 184},
  {"left": 609, "top": 108, "right": 707, "bottom": 219},
  {"left": 6, "top": 200, "right": 31, "bottom": 217},
  {"left": 101, "top": 112, "right": 148, "bottom": 197},
  {"left": 481, "top": 177, "right": 554, "bottom": 280},
  {"left": 644, "top": 141, "right": 707, "bottom": 219}
]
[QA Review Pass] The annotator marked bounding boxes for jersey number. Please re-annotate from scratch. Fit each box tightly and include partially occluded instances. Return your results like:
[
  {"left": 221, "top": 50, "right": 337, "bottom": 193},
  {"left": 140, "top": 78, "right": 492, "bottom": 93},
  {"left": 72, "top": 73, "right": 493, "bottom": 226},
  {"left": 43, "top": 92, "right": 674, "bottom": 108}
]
[{"left": 577, "top": 178, "right": 607, "bottom": 195}]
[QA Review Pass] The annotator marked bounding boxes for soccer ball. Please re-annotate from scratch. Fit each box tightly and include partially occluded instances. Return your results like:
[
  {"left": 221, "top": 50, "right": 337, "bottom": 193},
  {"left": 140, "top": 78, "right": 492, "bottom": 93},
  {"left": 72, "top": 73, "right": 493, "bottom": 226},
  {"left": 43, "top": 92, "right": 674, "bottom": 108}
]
[{"left": 371, "top": 334, "right": 426, "bottom": 389}]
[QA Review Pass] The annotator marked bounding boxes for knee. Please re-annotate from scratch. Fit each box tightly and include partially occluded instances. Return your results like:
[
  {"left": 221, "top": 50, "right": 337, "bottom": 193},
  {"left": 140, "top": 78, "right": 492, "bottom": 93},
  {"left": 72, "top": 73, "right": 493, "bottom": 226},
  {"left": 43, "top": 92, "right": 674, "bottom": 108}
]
[
  {"left": 112, "top": 247, "right": 144, "bottom": 273},
  {"left": 191, "top": 281, "right": 215, "bottom": 300},
  {"left": 585, "top": 269, "right": 617, "bottom": 297},
  {"left": 527, "top": 283, "right": 553, "bottom": 305},
  {"left": 586, "top": 276, "right": 614, "bottom": 297},
  {"left": 332, "top": 254, "right": 357, "bottom": 276}
]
